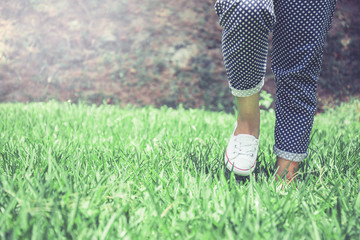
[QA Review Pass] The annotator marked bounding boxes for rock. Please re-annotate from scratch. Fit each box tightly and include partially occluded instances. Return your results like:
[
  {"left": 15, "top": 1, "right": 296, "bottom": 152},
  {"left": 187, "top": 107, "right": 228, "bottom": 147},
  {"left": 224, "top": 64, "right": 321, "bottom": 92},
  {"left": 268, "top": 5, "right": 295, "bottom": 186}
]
[
  {"left": 180, "top": 9, "right": 197, "bottom": 25},
  {"left": 170, "top": 44, "right": 199, "bottom": 68},
  {"left": 101, "top": 32, "right": 117, "bottom": 43},
  {"left": 130, "top": 30, "right": 151, "bottom": 52}
]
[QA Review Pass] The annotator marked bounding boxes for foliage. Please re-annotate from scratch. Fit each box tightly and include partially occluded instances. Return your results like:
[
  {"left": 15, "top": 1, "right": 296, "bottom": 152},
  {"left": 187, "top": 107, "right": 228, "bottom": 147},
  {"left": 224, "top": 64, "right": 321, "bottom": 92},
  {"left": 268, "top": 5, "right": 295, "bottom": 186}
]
[
  {"left": 259, "top": 90, "right": 273, "bottom": 110},
  {"left": 0, "top": 100, "right": 359, "bottom": 239}
]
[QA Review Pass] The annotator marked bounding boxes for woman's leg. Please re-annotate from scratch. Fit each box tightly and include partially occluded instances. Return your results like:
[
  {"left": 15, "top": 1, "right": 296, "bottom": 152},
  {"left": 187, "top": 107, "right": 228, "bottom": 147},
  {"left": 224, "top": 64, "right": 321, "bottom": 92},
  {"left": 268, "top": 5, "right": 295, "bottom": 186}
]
[
  {"left": 214, "top": 0, "right": 275, "bottom": 137},
  {"left": 215, "top": 0, "right": 275, "bottom": 175},
  {"left": 215, "top": 0, "right": 275, "bottom": 99},
  {"left": 271, "top": 0, "right": 337, "bottom": 181},
  {"left": 235, "top": 94, "right": 260, "bottom": 139}
]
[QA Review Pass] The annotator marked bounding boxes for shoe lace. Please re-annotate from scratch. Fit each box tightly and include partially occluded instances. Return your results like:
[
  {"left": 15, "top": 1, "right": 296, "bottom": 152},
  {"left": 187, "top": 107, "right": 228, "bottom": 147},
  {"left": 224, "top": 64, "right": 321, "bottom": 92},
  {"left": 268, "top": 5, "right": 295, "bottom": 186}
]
[{"left": 232, "top": 137, "right": 257, "bottom": 158}]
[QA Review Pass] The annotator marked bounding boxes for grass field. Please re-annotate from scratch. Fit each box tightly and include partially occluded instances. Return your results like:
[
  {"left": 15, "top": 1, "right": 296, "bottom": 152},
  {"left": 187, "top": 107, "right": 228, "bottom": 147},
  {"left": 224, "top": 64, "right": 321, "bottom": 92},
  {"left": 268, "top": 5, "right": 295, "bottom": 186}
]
[{"left": 1, "top": 99, "right": 360, "bottom": 239}]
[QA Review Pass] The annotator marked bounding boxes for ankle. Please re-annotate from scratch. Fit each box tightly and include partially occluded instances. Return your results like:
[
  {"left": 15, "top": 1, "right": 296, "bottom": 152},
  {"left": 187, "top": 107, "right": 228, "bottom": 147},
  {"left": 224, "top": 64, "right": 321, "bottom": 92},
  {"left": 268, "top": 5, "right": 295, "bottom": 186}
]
[
  {"left": 275, "top": 157, "right": 299, "bottom": 182},
  {"left": 235, "top": 117, "right": 260, "bottom": 138},
  {"left": 234, "top": 94, "right": 260, "bottom": 138}
]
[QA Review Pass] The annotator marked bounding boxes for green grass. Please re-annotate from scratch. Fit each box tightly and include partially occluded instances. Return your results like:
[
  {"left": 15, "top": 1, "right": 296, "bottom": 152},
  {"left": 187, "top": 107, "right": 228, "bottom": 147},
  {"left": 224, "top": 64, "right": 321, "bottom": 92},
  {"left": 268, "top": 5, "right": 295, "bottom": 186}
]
[{"left": 0, "top": 98, "right": 360, "bottom": 239}]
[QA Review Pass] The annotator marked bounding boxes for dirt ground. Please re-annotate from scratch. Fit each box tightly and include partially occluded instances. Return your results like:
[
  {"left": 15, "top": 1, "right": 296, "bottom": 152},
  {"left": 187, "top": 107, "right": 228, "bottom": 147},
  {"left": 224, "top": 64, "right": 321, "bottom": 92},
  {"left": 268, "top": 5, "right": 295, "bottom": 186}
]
[{"left": 0, "top": 0, "right": 359, "bottom": 113}]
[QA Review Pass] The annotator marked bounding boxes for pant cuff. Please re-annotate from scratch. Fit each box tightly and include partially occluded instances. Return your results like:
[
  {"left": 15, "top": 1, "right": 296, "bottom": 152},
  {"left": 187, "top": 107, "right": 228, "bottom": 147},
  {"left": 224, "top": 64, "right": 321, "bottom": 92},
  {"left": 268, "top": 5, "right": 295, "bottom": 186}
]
[
  {"left": 229, "top": 77, "right": 264, "bottom": 97},
  {"left": 273, "top": 145, "right": 307, "bottom": 162}
]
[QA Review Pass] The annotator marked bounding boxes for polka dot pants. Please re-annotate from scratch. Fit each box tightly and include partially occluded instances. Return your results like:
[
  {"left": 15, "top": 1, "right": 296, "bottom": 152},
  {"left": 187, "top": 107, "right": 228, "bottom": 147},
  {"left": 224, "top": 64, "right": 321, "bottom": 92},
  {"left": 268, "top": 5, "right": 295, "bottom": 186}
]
[{"left": 215, "top": 0, "right": 337, "bottom": 162}]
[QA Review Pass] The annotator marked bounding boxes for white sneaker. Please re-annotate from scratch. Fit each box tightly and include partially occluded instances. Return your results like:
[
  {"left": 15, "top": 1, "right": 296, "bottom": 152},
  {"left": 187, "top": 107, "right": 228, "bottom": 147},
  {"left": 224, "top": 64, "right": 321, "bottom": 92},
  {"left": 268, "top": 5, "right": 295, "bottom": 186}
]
[{"left": 224, "top": 123, "right": 259, "bottom": 176}]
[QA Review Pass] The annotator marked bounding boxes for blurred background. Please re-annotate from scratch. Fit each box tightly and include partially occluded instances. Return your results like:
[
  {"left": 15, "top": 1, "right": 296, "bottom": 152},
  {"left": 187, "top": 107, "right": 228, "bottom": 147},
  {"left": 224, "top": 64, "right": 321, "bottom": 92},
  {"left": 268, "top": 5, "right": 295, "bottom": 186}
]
[{"left": 0, "top": 0, "right": 359, "bottom": 113}]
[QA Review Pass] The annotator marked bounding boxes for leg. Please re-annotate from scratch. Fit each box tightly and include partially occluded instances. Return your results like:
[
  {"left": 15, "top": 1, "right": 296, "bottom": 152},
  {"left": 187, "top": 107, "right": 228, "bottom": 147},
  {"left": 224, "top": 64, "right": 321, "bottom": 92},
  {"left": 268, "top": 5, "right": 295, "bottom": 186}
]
[
  {"left": 235, "top": 93, "right": 260, "bottom": 139},
  {"left": 214, "top": 0, "right": 275, "bottom": 137},
  {"left": 271, "top": 0, "right": 337, "bottom": 181},
  {"left": 215, "top": 0, "right": 275, "bottom": 98},
  {"left": 215, "top": 0, "right": 275, "bottom": 175}
]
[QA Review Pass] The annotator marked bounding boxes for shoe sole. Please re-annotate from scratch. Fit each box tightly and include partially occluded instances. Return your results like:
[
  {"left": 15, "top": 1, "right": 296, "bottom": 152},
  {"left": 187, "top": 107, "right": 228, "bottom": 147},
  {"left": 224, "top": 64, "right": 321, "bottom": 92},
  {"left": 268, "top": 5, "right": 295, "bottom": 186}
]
[{"left": 225, "top": 148, "right": 256, "bottom": 176}]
